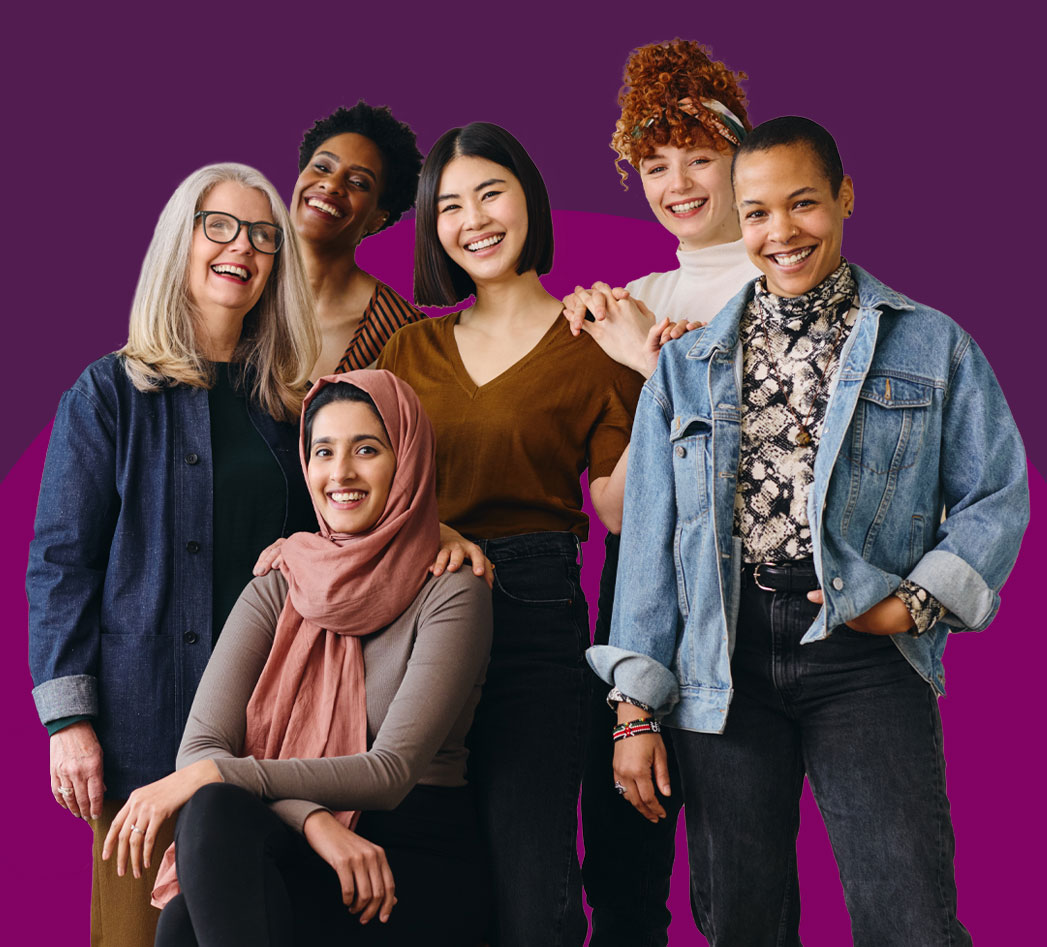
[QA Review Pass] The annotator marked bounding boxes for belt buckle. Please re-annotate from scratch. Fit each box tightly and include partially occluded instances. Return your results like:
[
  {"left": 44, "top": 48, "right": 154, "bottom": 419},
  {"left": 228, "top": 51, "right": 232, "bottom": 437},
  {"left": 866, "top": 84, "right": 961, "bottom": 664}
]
[{"left": 752, "top": 563, "right": 775, "bottom": 592}]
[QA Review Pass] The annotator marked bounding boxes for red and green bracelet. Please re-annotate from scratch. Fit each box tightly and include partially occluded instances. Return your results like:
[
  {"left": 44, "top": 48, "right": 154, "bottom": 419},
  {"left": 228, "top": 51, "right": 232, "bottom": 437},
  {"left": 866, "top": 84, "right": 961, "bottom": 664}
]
[{"left": 612, "top": 718, "right": 662, "bottom": 741}]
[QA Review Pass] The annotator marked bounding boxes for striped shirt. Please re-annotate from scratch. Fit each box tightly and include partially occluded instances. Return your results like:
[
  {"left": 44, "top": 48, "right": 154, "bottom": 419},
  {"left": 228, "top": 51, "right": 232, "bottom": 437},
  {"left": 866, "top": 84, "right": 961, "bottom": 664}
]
[{"left": 334, "top": 281, "right": 425, "bottom": 372}]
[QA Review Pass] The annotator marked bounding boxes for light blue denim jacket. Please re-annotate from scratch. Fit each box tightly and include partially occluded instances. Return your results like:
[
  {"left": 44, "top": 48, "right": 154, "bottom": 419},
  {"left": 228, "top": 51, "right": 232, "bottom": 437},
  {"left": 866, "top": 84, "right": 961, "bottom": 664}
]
[{"left": 587, "top": 265, "right": 1029, "bottom": 734}]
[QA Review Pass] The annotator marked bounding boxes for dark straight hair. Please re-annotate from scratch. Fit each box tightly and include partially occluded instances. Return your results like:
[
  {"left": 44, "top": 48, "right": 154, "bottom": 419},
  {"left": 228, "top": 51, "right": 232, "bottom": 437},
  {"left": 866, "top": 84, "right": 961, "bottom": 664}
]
[
  {"left": 731, "top": 115, "right": 845, "bottom": 197},
  {"left": 413, "top": 122, "right": 554, "bottom": 306}
]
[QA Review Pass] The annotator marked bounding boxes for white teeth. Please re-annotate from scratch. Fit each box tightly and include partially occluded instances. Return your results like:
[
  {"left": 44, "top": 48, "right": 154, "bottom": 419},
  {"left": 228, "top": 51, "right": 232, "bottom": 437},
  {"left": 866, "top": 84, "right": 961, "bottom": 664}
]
[
  {"left": 330, "top": 491, "right": 365, "bottom": 503},
  {"left": 212, "top": 264, "right": 249, "bottom": 280},
  {"left": 772, "top": 246, "right": 814, "bottom": 266},
  {"left": 668, "top": 199, "right": 706, "bottom": 213},
  {"left": 466, "top": 234, "right": 504, "bottom": 251},
  {"left": 307, "top": 197, "right": 344, "bottom": 218}
]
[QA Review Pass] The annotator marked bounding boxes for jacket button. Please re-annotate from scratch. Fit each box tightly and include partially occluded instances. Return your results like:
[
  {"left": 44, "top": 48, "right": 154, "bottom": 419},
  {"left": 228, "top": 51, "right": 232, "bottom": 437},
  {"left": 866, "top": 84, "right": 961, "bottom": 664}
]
[
  {"left": 832, "top": 577, "right": 844, "bottom": 590},
  {"left": 675, "top": 445, "right": 686, "bottom": 458},
  {"left": 185, "top": 452, "right": 199, "bottom": 465},
  {"left": 184, "top": 631, "right": 199, "bottom": 644},
  {"left": 186, "top": 541, "right": 200, "bottom": 554}
]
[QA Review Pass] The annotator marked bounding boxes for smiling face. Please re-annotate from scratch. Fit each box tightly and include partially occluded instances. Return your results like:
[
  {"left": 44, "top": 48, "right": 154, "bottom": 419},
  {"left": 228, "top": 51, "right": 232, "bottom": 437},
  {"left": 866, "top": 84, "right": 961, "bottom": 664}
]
[
  {"left": 435, "top": 155, "right": 528, "bottom": 287},
  {"left": 734, "top": 143, "right": 854, "bottom": 297},
  {"left": 639, "top": 143, "right": 740, "bottom": 250},
  {"left": 291, "top": 132, "right": 388, "bottom": 249},
  {"left": 187, "top": 180, "right": 276, "bottom": 321},
  {"left": 306, "top": 399, "right": 396, "bottom": 534}
]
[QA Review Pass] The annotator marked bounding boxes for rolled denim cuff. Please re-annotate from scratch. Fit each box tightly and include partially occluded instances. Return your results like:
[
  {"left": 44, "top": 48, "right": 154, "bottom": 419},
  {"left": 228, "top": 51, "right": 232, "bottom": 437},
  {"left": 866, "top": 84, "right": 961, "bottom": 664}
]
[
  {"left": 32, "top": 674, "right": 98, "bottom": 725},
  {"left": 586, "top": 645, "right": 679, "bottom": 718},
  {"left": 907, "top": 550, "right": 998, "bottom": 632}
]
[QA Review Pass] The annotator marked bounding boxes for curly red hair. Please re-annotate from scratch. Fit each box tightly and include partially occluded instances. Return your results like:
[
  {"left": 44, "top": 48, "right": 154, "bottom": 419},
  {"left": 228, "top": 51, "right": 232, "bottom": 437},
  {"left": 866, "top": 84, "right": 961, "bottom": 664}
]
[{"left": 612, "top": 39, "right": 750, "bottom": 188}]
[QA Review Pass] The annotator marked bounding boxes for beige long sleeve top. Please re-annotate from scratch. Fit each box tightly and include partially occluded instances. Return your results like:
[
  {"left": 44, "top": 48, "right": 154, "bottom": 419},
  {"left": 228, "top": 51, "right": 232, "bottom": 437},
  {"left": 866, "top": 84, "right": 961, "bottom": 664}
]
[{"left": 176, "top": 568, "right": 492, "bottom": 831}]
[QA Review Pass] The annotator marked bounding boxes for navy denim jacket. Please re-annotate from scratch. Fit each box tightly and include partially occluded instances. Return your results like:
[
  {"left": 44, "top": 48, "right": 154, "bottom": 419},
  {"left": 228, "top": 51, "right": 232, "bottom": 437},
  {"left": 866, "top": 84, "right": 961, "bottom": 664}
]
[
  {"left": 27, "top": 354, "right": 312, "bottom": 797},
  {"left": 588, "top": 265, "right": 1029, "bottom": 733}
]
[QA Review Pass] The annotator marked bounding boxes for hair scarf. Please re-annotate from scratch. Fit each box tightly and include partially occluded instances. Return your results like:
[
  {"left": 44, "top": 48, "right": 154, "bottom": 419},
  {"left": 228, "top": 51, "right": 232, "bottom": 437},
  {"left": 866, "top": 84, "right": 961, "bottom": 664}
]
[{"left": 152, "top": 370, "right": 439, "bottom": 907}]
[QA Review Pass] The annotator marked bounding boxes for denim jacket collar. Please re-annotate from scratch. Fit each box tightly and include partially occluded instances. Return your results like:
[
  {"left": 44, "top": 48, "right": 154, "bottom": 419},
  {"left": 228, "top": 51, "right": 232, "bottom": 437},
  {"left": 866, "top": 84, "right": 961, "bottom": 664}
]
[{"left": 683, "top": 264, "right": 915, "bottom": 363}]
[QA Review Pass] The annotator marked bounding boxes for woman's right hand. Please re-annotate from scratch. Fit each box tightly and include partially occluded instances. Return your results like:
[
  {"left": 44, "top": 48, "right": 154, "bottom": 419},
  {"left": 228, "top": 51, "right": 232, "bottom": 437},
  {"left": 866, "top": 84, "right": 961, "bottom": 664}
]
[
  {"left": 432, "top": 523, "right": 494, "bottom": 588},
  {"left": 612, "top": 714, "right": 671, "bottom": 823},
  {"left": 304, "top": 811, "right": 397, "bottom": 924},
  {"left": 50, "top": 720, "right": 105, "bottom": 821},
  {"left": 252, "top": 537, "right": 287, "bottom": 576}
]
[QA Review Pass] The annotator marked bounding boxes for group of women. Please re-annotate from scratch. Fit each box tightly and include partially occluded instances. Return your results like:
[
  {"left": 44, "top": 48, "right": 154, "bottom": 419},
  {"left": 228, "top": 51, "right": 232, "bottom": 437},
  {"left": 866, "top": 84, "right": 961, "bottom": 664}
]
[{"left": 27, "top": 36, "right": 1028, "bottom": 947}]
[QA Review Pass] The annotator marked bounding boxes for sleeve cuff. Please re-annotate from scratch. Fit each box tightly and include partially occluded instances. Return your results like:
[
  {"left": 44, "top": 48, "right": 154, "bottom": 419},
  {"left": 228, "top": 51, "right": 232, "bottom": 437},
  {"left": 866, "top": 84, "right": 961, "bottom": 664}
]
[
  {"left": 587, "top": 645, "right": 679, "bottom": 718},
  {"left": 893, "top": 580, "right": 947, "bottom": 636},
  {"left": 907, "top": 549, "right": 998, "bottom": 631},
  {"left": 33, "top": 675, "right": 97, "bottom": 724},
  {"left": 45, "top": 714, "right": 93, "bottom": 737},
  {"left": 270, "top": 799, "right": 328, "bottom": 834}
]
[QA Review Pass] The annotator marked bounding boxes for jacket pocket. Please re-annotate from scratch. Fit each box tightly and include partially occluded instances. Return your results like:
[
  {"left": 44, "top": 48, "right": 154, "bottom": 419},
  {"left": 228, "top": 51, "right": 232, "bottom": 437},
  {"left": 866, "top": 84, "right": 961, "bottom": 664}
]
[
  {"left": 669, "top": 415, "right": 712, "bottom": 523},
  {"left": 852, "top": 373, "right": 933, "bottom": 475}
]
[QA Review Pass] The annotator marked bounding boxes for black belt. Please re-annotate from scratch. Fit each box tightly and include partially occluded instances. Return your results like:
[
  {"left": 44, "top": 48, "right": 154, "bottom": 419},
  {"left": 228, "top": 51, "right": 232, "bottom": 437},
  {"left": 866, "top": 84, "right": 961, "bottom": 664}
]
[{"left": 744, "top": 560, "right": 819, "bottom": 593}]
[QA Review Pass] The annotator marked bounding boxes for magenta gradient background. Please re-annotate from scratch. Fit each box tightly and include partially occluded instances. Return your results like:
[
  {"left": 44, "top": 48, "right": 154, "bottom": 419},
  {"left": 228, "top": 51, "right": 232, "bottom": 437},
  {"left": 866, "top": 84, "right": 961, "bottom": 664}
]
[{"left": 4, "top": 3, "right": 1044, "bottom": 943}]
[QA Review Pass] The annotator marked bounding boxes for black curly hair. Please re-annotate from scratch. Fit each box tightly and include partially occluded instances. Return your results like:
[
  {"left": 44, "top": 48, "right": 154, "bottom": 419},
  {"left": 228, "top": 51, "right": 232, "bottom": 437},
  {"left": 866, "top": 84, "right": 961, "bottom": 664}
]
[{"left": 298, "top": 101, "right": 423, "bottom": 234}]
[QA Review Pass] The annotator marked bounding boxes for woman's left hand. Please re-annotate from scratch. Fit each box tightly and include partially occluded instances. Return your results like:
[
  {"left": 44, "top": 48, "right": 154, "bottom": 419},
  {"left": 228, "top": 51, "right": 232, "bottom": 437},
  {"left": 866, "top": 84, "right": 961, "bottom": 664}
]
[
  {"left": 807, "top": 589, "right": 915, "bottom": 635},
  {"left": 432, "top": 523, "right": 494, "bottom": 589},
  {"left": 102, "top": 760, "right": 222, "bottom": 878}
]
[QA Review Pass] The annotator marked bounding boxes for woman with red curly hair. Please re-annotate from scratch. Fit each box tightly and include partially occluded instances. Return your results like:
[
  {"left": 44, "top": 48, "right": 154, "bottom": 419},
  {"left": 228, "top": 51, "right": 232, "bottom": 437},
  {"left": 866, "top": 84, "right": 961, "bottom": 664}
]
[{"left": 562, "top": 39, "right": 760, "bottom": 947}]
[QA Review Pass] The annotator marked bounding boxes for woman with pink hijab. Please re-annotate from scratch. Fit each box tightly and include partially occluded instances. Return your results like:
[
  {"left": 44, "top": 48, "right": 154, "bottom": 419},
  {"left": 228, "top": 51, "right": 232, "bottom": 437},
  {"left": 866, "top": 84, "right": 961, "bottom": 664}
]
[{"left": 102, "top": 370, "right": 492, "bottom": 946}]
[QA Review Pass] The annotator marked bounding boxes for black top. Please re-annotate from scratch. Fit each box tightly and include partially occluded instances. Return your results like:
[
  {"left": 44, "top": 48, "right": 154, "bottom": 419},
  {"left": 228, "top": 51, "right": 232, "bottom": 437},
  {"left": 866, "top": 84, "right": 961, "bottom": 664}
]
[{"left": 208, "top": 363, "right": 288, "bottom": 641}]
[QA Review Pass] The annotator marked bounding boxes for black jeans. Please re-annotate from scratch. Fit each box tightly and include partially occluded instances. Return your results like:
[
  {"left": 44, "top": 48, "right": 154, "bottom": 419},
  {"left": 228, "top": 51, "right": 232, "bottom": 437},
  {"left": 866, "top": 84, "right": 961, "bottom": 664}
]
[
  {"left": 674, "top": 566, "right": 971, "bottom": 947},
  {"left": 581, "top": 532, "right": 683, "bottom": 947},
  {"left": 467, "top": 531, "right": 590, "bottom": 947},
  {"left": 155, "top": 782, "right": 487, "bottom": 947}
]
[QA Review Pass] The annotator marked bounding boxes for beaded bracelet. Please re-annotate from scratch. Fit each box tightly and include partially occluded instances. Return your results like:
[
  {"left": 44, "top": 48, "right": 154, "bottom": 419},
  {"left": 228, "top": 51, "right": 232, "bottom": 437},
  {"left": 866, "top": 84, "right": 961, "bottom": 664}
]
[{"left": 612, "top": 718, "right": 662, "bottom": 741}]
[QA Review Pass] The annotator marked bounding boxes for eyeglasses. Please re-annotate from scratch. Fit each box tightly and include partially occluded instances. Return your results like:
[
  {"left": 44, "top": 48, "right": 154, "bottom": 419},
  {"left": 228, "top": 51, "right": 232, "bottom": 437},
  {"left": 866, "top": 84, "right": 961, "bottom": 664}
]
[{"left": 193, "top": 211, "right": 284, "bottom": 254}]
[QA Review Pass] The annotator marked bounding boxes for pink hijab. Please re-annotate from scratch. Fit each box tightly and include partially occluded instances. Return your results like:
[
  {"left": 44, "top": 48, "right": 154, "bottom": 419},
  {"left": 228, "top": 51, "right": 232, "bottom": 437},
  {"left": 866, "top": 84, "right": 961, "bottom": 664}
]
[{"left": 153, "top": 370, "right": 439, "bottom": 907}]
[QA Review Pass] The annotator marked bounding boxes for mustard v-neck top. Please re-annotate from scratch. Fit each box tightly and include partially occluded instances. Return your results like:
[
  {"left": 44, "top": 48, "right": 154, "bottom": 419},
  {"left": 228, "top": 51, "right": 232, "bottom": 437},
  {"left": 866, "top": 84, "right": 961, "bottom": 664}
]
[{"left": 378, "top": 312, "right": 642, "bottom": 540}]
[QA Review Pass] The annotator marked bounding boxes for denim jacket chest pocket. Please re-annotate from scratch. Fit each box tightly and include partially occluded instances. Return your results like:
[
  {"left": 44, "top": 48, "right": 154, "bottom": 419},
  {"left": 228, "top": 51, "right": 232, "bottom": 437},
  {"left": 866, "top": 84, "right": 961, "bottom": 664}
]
[
  {"left": 669, "top": 415, "right": 712, "bottom": 523},
  {"left": 849, "top": 372, "right": 934, "bottom": 475}
]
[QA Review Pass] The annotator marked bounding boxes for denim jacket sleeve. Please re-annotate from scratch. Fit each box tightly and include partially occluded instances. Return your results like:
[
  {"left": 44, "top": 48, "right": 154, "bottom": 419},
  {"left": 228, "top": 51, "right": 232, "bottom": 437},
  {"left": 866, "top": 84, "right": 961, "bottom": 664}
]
[
  {"left": 906, "top": 335, "right": 1029, "bottom": 631},
  {"left": 27, "top": 384, "right": 120, "bottom": 723},
  {"left": 587, "top": 378, "right": 681, "bottom": 716}
]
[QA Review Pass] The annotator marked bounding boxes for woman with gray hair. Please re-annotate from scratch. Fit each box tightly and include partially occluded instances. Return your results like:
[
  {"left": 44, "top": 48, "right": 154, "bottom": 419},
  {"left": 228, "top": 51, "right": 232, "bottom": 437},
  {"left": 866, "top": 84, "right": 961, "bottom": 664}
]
[{"left": 27, "top": 162, "right": 319, "bottom": 946}]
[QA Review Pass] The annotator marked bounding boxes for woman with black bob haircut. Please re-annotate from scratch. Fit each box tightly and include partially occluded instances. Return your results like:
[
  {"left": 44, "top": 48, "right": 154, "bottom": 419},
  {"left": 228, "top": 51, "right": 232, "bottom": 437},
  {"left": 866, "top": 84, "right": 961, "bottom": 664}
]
[
  {"left": 292, "top": 101, "right": 426, "bottom": 377},
  {"left": 413, "top": 121, "right": 553, "bottom": 304},
  {"left": 378, "top": 122, "right": 642, "bottom": 946}
]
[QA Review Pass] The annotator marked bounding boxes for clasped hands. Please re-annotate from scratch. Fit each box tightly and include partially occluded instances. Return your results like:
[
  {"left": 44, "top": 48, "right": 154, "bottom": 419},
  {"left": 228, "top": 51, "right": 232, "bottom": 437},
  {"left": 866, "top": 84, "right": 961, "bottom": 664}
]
[{"left": 562, "top": 281, "right": 702, "bottom": 379}]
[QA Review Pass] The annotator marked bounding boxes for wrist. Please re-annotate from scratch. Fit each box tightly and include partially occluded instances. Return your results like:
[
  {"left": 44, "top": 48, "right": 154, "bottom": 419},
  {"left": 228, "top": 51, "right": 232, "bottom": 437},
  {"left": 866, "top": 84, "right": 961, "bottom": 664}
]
[{"left": 616, "top": 702, "right": 653, "bottom": 724}]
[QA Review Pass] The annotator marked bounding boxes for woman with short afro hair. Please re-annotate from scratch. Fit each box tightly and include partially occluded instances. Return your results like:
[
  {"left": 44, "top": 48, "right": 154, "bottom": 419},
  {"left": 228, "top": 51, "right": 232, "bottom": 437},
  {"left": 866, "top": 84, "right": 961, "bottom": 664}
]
[{"left": 292, "top": 101, "right": 426, "bottom": 377}]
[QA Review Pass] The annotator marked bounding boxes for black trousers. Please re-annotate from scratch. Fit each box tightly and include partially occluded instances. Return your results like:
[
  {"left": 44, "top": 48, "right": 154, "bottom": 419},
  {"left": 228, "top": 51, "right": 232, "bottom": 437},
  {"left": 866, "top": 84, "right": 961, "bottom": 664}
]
[
  {"left": 581, "top": 532, "right": 683, "bottom": 947},
  {"left": 155, "top": 782, "right": 488, "bottom": 947}
]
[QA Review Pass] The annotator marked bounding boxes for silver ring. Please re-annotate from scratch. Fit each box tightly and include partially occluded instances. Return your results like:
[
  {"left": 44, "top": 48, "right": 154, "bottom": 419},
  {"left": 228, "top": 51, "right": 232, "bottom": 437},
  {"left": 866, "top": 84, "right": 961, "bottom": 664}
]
[
  {"left": 614, "top": 780, "right": 627, "bottom": 796},
  {"left": 57, "top": 785, "right": 74, "bottom": 797},
  {"left": 130, "top": 823, "right": 145, "bottom": 835}
]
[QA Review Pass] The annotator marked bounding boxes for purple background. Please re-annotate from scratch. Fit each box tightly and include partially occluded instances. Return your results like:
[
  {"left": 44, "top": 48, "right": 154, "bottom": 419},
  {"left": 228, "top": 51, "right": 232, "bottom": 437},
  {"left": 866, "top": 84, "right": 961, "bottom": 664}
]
[{"left": 4, "top": 2, "right": 1044, "bottom": 943}]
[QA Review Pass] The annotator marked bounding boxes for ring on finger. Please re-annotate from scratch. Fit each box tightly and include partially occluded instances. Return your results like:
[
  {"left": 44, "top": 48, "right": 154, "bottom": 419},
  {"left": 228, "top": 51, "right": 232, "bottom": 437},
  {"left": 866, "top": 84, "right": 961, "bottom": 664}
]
[
  {"left": 613, "top": 780, "right": 627, "bottom": 796},
  {"left": 130, "top": 823, "right": 145, "bottom": 836},
  {"left": 57, "top": 785, "right": 74, "bottom": 797}
]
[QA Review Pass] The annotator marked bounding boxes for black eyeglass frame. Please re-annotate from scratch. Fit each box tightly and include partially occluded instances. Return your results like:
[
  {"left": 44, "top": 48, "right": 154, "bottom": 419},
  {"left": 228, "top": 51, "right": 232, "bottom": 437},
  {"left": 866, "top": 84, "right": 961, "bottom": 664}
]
[{"left": 193, "top": 211, "right": 284, "bottom": 254}]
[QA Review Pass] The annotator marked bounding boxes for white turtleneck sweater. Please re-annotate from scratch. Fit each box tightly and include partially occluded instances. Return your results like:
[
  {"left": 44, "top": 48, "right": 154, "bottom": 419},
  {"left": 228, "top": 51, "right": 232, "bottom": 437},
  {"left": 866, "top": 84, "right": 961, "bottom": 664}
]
[{"left": 624, "top": 238, "right": 760, "bottom": 325}]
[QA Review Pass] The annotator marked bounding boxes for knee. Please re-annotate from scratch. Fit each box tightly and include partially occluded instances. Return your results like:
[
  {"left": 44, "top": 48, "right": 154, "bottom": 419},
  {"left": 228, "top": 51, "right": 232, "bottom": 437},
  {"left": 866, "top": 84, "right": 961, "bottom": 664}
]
[{"left": 175, "top": 782, "right": 259, "bottom": 852}]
